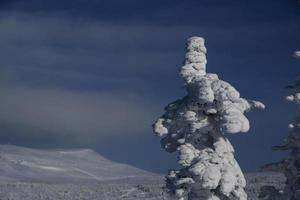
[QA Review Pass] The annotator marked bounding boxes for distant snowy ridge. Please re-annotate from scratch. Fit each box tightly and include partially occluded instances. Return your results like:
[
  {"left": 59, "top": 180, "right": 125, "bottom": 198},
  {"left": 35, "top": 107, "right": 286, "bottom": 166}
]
[{"left": 0, "top": 145, "right": 157, "bottom": 183}]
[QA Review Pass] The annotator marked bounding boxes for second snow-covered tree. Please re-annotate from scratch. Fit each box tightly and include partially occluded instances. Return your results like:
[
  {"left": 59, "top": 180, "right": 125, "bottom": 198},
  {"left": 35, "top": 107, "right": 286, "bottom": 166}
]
[
  {"left": 153, "top": 37, "right": 265, "bottom": 200},
  {"left": 261, "top": 51, "right": 300, "bottom": 200}
]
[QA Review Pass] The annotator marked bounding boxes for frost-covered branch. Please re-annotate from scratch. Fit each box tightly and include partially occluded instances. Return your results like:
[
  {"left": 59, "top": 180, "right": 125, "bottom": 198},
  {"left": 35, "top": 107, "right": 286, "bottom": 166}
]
[{"left": 153, "top": 37, "right": 264, "bottom": 200}]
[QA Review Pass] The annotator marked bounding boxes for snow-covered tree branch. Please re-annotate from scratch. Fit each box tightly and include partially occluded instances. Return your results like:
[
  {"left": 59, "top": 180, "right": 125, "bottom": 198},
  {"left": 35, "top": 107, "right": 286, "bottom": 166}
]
[
  {"left": 294, "top": 51, "right": 300, "bottom": 59},
  {"left": 153, "top": 37, "right": 265, "bottom": 200}
]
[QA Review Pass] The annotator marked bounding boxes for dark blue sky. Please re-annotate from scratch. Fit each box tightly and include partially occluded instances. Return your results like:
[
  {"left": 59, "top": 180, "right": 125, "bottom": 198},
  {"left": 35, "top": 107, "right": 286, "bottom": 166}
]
[{"left": 0, "top": 0, "right": 299, "bottom": 173}]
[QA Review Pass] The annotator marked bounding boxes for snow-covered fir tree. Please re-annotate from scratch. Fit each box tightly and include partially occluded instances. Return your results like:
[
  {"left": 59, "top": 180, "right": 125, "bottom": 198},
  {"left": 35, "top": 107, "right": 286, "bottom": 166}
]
[
  {"left": 261, "top": 51, "right": 300, "bottom": 200},
  {"left": 153, "top": 37, "right": 265, "bottom": 200}
]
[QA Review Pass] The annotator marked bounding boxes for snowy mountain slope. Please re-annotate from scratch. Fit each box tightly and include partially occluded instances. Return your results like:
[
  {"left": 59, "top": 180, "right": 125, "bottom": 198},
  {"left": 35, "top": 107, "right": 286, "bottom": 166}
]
[
  {"left": 0, "top": 145, "right": 285, "bottom": 200},
  {"left": 0, "top": 145, "right": 156, "bottom": 183}
]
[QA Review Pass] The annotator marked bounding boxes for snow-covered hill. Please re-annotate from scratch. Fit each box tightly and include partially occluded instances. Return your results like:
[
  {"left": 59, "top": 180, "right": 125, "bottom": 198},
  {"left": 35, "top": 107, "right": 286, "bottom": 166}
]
[
  {"left": 0, "top": 145, "right": 285, "bottom": 200},
  {"left": 0, "top": 145, "right": 155, "bottom": 183}
]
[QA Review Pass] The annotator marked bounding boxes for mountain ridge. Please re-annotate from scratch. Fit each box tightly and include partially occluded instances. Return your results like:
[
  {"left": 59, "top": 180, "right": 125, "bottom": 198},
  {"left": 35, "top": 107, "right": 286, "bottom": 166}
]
[{"left": 0, "top": 144, "right": 157, "bottom": 183}]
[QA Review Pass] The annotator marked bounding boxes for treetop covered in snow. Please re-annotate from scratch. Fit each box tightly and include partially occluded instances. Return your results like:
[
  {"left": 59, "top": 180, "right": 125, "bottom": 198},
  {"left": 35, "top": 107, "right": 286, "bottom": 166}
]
[
  {"left": 155, "top": 36, "right": 265, "bottom": 139},
  {"left": 153, "top": 36, "right": 265, "bottom": 200}
]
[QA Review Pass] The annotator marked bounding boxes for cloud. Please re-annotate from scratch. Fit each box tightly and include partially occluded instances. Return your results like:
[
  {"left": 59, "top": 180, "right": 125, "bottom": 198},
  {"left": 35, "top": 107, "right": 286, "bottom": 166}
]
[
  {"left": 0, "top": 82, "right": 160, "bottom": 143},
  {"left": 0, "top": 12, "right": 196, "bottom": 90},
  {"left": 0, "top": 12, "right": 190, "bottom": 145},
  {"left": 0, "top": 11, "right": 297, "bottom": 90},
  {"left": 0, "top": 4, "right": 298, "bottom": 149}
]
